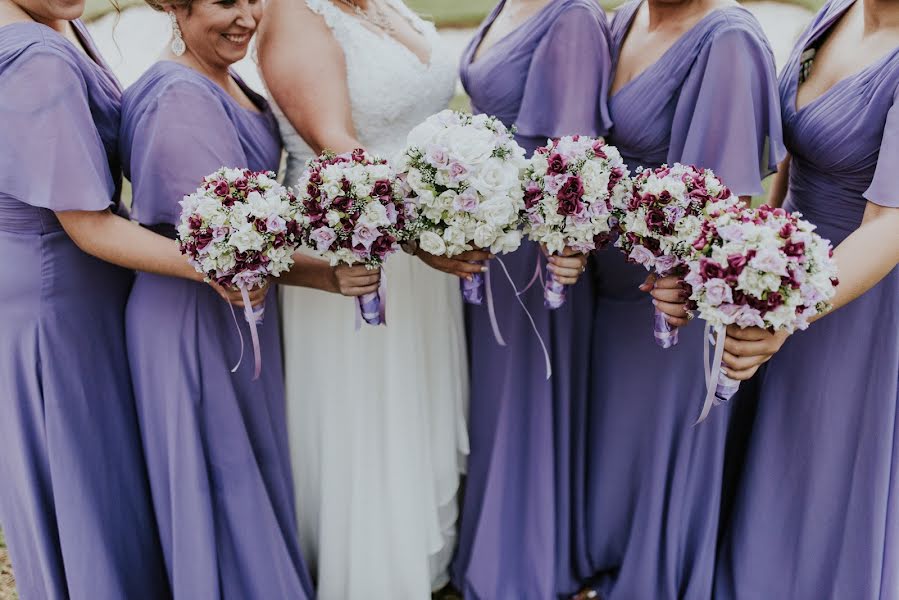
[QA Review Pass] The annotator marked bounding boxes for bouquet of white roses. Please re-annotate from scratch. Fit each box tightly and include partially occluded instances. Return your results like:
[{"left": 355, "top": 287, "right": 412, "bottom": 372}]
[
  {"left": 685, "top": 203, "right": 839, "bottom": 422},
  {"left": 396, "top": 109, "right": 527, "bottom": 304},
  {"left": 295, "top": 149, "right": 406, "bottom": 326},
  {"left": 612, "top": 163, "right": 739, "bottom": 347},
  {"left": 178, "top": 167, "right": 302, "bottom": 378},
  {"left": 523, "top": 135, "right": 629, "bottom": 308}
]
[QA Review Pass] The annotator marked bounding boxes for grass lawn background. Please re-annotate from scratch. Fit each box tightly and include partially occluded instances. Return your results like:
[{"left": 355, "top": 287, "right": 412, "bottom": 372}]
[{"left": 84, "top": 0, "right": 826, "bottom": 25}]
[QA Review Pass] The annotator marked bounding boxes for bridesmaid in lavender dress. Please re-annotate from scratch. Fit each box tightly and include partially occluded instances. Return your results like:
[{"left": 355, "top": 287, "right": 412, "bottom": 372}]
[
  {"left": 716, "top": 0, "right": 899, "bottom": 596},
  {"left": 119, "top": 0, "right": 325, "bottom": 596},
  {"left": 579, "top": 1, "right": 784, "bottom": 598},
  {"left": 452, "top": 0, "right": 612, "bottom": 597},
  {"left": 0, "top": 2, "right": 210, "bottom": 598}
]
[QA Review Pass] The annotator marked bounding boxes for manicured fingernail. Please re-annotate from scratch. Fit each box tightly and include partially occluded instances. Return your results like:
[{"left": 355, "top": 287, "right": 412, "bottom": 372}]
[{"left": 480, "top": 266, "right": 488, "bottom": 273}]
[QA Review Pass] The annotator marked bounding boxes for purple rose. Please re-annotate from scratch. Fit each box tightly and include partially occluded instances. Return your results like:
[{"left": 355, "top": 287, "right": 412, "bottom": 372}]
[
  {"left": 726, "top": 254, "right": 748, "bottom": 274},
  {"left": 234, "top": 178, "right": 248, "bottom": 191},
  {"left": 448, "top": 162, "right": 469, "bottom": 184},
  {"left": 352, "top": 221, "right": 381, "bottom": 250},
  {"left": 213, "top": 180, "right": 230, "bottom": 197},
  {"left": 654, "top": 254, "right": 679, "bottom": 275},
  {"left": 331, "top": 196, "right": 352, "bottom": 213},
  {"left": 384, "top": 202, "right": 398, "bottom": 225},
  {"left": 699, "top": 258, "right": 724, "bottom": 281},
  {"left": 556, "top": 176, "right": 584, "bottom": 215},
  {"left": 645, "top": 208, "right": 667, "bottom": 231},
  {"left": 733, "top": 305, "right": 765, "bottom": 328},
  {"left": 547, "top": 153, "right": 567, "bottom": 175},
  {"left": 592, "top": 141, "right": 607, "bottom": 158},
  {"left": 310, "top": 226, "right": 337, "bottom": 252},
  {"left": 371, "top": 234, "right": 396, "bottom": 260},
  {"left": 453, "top": 189, "right": 480, "bottom": 213},
  {"left": 783, "top": 240, "right": 805, "bottom": 258},
  {"left": 372, "top": 180, "right": 392, "bottom": 200},
  {"left": 195, "top": 228, "right": 213, "bottom": 250},
  {"left": 628, "top": 245, "right": 656, "bottom": 268},
  {"left": 188, "top": 214, "right": 203, "bottom": 231},
  {"left": 524, "top": 181, "right": 543, "bottom": 209},
  {"left": 703, "top": 277, "right": 733, "bottom": 306},
  {"left": 254, "top": 218, "right": 267, "bottom": 233}
]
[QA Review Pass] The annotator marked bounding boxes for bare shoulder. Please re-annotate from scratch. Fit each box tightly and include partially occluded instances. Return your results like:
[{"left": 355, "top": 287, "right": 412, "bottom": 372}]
[{"left": 258, "top": 0, "right": 334, "bottom": 52}]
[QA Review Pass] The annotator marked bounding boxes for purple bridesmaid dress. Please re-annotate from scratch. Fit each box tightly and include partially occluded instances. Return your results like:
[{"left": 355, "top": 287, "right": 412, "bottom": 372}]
[
  {"left": 716, "top": 1, "right": 899, "bottom": 597},
  {"left": 119, "top": 62, "right": 314, "bottom": 599},
  {"left": 0, "top": 21, "right": 169, "bottom": 599},
  {"left": 580, "top": 3, "right": 784, "bottom": 599},
  {"left": 453, "top": 1, "right": 612, "bottom": 597}
]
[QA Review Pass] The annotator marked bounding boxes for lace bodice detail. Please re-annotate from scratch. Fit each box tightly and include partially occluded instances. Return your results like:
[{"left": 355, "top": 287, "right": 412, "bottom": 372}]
[{"left": 270, "top": 0, "right": 457, "bottom": 185}]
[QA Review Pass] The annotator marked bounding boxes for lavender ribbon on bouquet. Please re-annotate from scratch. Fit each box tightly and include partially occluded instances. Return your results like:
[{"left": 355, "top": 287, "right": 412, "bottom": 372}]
[
  {"left": 696, "top": 323, "right": 739, "bottom": 423},
  {"left": 653, "top": 306, "right": 679, "bottom": 348},
  {"left": 461, "top": 271, "right": 484, "bottom": 305},
  {"left": 543, "top": 271, "right": 566, "bottom": 310}
]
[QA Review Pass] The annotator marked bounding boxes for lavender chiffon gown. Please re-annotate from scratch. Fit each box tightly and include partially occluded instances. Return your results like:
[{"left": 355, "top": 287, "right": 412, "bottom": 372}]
[
  {"left": 0, "top": 21, "right": 169, "bottom": 599},
  {"left": 716, "top": 1, "right": 899, "bottom": 596},
  {"left": 453, "top": 1, "right": 612, "bottom": 597},
  {"left": 580, "top": 4, "right": 784, "bottom": 598},
  {"left": 120, "top": 62, "right": 313, "bottom": 599}
]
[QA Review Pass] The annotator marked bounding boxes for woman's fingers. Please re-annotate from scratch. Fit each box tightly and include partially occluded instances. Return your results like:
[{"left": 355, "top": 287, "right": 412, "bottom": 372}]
[
  {"left": 722, "top": 350, "right": 767, "bottom": 372},
  {"left": 342, "top": 283, "right": 380, "bottom": 297},
  {"left": 725, "top": 324, "right": 770, "bottom": 341},
  {"left": 650, "top": 286, "right": 688, "bottom": 303},
  {"left": 639, "top": 272, "right": 658, "bottom": 292}
]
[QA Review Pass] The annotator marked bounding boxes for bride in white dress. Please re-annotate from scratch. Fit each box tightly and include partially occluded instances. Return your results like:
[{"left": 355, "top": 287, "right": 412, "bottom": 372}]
[{"left": 257, "top": 0, "right": 482, "bottom": 596}]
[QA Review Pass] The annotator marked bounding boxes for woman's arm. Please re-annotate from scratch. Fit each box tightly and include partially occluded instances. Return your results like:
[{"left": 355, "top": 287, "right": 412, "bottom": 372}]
[
  {"left": 723, "top": 202, "right": 899, "bottom": 379},
  {"left": 257, "top": 0, "right": 359, "bottom": 155},
  {"left": 767, "top": 155, "right": 791, "bottom": 208},
  {"left": 56, "top": 209, "right": 267, "bottom": 306}
]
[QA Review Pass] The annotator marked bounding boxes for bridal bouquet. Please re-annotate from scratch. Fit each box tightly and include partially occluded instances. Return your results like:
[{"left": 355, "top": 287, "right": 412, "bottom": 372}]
[
  {"left": 685, "top": 203, "right": 839, "bottom": 422},
  {"left": 612, "top": 163, "right": 739, "bottom": 347},
  {"left": 178, "top": 167, "right": 302, "bottom": 378},
  {"left": 523, "top": 135, "right": 629, "bottom": 308},
  {"left": 397, "top": 109, "right": 527, "bottom": 304},
  {"left": 295, "top": 148, "right": 405, "bottom": 326}
]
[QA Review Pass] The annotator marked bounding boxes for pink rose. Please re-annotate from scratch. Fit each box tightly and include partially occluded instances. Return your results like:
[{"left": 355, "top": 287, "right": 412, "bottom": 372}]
[
  {"left": 703, "top": 277, "right": 733, "bottom": 306},
  {"left": 453, "top": 189, "right": 480, "bottom": 213},
  {"left": 629, "top": 245, "right": 656, "bottom": 268},
  {"left": 310, "top": 226, "right": 337, "bottom": 252},
  {"left": 352, "top": 221, "right": 381, "bottom": 250}
]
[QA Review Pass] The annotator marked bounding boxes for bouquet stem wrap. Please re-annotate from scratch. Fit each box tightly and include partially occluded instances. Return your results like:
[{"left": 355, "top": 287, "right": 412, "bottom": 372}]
[
  {"left": 697, "top": 322, "right": 739, "bottom": 423},
  {"left": 461, "top": 270, "right": 484, "bottom": 305},
  {"left": 653, "top": 306, "right": 679, "bottom": 348},
  {"left": 356, "top": 269, "right": 387, "bottom": 327},
  {"left": 543, "top": 270, "right": 566, "bottom": 310}
]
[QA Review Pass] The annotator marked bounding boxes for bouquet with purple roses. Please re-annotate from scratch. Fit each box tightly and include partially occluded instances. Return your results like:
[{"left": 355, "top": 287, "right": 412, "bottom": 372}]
[
  {"left": 523, "top": 135, "right": 629, "bottom": 308},
  {"left": 612, "top": 163, "right": 739, "bottom": 347},
  {"left": 685, "top": 203, "right": 839, "bottom": 422},
  {"left": 177, "top": 167, "right": 302, "bottom": 378},
  {"left": 295, "top": 149, "right": 406, "bottom": 326}
]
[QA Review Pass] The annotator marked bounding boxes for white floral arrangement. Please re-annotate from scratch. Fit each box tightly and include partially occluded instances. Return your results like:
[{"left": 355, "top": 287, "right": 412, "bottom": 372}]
[
  {"left": 685, "top": 203, "right": 839, "bottom": 422},
  {"left": 522, "top": 135, "right": 630, "bottom": 308},
  {"left": 177, "top": 167, "right": 302, "bottom": 378},
  {"left": 612, "top": 163, "right": 740, "bottom": 347},
  {"left": 396, "top": 109, "right": 528, "bottom": 303}
]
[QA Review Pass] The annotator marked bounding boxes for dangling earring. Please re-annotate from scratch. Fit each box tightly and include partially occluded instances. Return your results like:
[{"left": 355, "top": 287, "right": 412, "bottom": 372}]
[{"left": 168, "top": 11, "right": 186, "bottom": 56}]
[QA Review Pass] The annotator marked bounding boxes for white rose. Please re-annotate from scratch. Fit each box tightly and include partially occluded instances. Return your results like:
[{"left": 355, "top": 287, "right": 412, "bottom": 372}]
[
  {"left": 406, "top": 117, "right": 445, "bottom": 149},
  {"left": 231, "top": 224, "right": 264, "bottom": 253},
  {"left": 326, "top": 210, "right": 342, "bottom": 226},
  {"left": 473, "top": 223, "right": 497, "bottom": 248},
  {"left": 478, "top": 197, "right": 517, "bottom": 228},
  {"left": 406, "top": 168, "right": 429, "bottom": 196},
  {"left": 363, "top": 201, "right": 389, "bottom": 226},
  {"left": 419, "top": 230, "right": 447, "bottom": 256},
  {"left": 443, "top": 225, "right": 467, "bottom": 249},
  {"left": 470, "top": 158, "right": 521, "bottom": 197},
  {"left": 446, "top": 126, "right": 496, "bottom": 166},
  {"left": 490, "top": 230, "right": 522, "bottom": 254}
]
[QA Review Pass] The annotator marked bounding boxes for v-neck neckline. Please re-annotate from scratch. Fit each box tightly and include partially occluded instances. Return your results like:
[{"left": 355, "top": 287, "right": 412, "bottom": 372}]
[
  {"left": 467, "top": 0, "right": 556, "bottom": 66},
  {"left": 792, "top": 0, "right": 899, "bottom": 115},
  {"left": 610, "top": 2, "right": 744, "bottom": 99}
]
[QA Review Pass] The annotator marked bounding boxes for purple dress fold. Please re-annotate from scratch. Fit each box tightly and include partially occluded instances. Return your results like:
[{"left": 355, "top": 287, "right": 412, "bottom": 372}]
[
  {"left": 120, "top": 61, "right": 314, "bottom": 599},
  {"left": 581, "top": 3, "right": 785, "bottom": 599},
  {"left": 0, "top": 21, "right": 169, "bottom": 600},
  {"left": 716, "top": 1, "right": 899, "bottom": 597},
  {"left": 453, "top": 1, "right": 612, "bottom": 597}
]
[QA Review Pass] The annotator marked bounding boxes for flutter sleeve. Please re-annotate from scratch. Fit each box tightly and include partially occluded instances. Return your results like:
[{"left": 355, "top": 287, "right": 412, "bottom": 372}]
[
  {"left": 668, "top": 23, "right": 786, "bottom": 196},
  {"left": 124, "top": 77, "right": 248, "bottom": 226},
  {"left": 864, "top": 85, "right": 899, "bottom": 208},
  {"left": 514, "top": 0, "right": 613, "bottom": 154},
  {"left": 0, "top": 47, "right": 114, "bottom": 211}
]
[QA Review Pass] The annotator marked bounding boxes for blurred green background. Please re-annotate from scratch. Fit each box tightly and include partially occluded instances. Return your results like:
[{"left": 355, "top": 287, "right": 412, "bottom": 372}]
[{"left": 84, "top": 0, "right": 826, "bottom": 24}]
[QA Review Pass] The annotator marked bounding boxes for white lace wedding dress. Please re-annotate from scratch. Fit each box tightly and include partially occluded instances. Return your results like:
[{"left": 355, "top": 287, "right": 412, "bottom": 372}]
[{"left": 268, "top": 2, "right": 469, "bottom": 597}]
